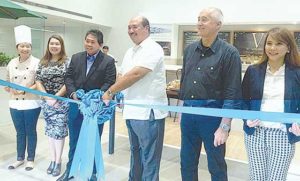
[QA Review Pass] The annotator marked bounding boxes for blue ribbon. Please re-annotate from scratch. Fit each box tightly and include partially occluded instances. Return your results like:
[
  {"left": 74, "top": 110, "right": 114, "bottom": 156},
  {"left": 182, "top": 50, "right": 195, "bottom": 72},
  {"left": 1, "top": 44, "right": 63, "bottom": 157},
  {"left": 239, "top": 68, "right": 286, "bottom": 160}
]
[
  {"left": 126, "top": 103, "right": 300, "bottom": 124},
  {"left": 0, "top": 79, "right": 78, "bottom": 103},
  {"left": 0, "top": 79, "right": 119, "bottom": 180},
  {"left": 1, "top": 78, "right": 300, "bottom": 180},
  {"left": 1, "top": 78, "right": 300, "bottom": 124},
  {"left": 69, "top": 89, "right": 123, "bottom": 181}
]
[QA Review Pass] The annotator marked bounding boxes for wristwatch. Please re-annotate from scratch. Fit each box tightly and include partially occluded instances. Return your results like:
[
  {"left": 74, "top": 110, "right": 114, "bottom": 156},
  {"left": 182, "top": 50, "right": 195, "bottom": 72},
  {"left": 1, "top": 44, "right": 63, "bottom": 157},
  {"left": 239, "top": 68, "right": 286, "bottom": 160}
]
[
  {"left": 107, "top": 90, "right": 114, "bottom": 97},
  {"left": 219, "top": 123, "right": 230, "bottom": 132}
]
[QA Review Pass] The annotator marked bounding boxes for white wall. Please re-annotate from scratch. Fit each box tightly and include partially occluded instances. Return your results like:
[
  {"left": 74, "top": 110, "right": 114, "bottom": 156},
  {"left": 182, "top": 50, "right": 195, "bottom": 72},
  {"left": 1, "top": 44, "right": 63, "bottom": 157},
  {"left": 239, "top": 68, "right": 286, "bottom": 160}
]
[
  {"left": 102, "top": 0, "right": 142, "bottom": 65},
  {"left": 105, "top": 0, "right": 300, "bottom": 63},
  {"left": 9, "top": 0, "right": 300, "bottom": 62},
  {"left": 128, "top": 0, "right": 300, "bottom": 24}
]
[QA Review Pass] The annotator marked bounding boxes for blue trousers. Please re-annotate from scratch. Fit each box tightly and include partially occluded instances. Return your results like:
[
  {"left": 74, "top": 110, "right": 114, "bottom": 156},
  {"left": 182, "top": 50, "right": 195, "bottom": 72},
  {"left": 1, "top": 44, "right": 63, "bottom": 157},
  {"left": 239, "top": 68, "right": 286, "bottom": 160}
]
[
  {"left": 180, "top": 102, "right": 227, "bottom": 181},
  {"left": 66, "top": 103, "right": 104, "bottom": 173},
  {"left": 10, "top": 107, "right": 41, "bottom": 161},
  {"left": 126, "top": 111, "right": 165, "bottom": 181}
]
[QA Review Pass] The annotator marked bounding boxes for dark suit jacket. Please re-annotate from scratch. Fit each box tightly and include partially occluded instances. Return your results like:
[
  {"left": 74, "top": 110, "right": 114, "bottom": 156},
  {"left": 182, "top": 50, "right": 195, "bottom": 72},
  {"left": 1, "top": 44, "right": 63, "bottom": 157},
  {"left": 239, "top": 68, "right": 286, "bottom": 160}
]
[
  {"left": 242, "top": 61, "right": 300, "bottom": 144},
  {"left": 65, "top": 51, "right": 116, "bottom": 97}
]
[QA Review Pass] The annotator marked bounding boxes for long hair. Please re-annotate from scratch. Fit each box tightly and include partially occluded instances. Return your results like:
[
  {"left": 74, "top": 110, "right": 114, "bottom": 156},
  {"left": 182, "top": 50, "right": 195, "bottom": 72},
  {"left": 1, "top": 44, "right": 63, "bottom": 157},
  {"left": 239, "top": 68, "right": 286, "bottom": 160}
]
[
  {"left": 41, "top": 35, "right": 67, "bottom": 66},
  {"left": 257, "top": 27, "right": 300, "bottom": 66}
]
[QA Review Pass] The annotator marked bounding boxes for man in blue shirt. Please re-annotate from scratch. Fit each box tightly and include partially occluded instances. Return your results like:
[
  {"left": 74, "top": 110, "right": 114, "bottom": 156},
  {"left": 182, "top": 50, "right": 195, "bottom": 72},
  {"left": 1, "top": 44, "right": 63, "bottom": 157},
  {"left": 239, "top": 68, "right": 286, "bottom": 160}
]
[
  {"left": 57, "top": 29, "right": 116, "bottom": 181},
  {"left": 179, "top": 7, "right": 242, "bottom": 181}
]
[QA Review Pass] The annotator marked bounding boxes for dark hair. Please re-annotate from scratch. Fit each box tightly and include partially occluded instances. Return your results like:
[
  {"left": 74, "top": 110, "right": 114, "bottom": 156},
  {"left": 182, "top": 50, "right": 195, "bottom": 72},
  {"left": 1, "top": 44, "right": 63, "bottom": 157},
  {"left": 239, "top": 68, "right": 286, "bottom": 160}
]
[
  {"left": 16, "top": 43, "right": 32, "bottom": 49},
  {"left": 258, "top": 27, "right": 300, "bottom": 66},
  {"left": 141, "top": 16, "right": 150, "bottom": 32},
  {"left": 103, "top": 46, "right": 109, "bottom": 50},
  {"left": 85, "top": 29, "right": 103, "bottom": 45},
  {"left": 16, "top": 43, "right": 32, "bottom": 57},
  {"left": 41, "top": 35, "right": 67, "bottom": 66}
]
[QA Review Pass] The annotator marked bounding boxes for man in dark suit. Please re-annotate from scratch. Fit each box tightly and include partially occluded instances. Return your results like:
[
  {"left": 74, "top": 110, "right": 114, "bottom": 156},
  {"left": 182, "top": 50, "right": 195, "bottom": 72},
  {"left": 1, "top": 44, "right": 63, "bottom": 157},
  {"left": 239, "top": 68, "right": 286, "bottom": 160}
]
[{"left": 57, "top": 29, "right": 116, "bottom": 181}]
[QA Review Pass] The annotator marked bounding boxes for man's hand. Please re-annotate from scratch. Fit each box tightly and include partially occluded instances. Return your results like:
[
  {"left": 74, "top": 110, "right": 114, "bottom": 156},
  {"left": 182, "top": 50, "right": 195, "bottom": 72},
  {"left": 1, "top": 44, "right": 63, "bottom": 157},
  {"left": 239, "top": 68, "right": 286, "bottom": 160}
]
[
  {"left": 289, "top": 123, "right": 300, "bottom": 136},
  {"left": 102, "top": 91, "right": 113, "bottom": 106},
  {"left": 72, "top": 93, "right": 79, "bottom": 100},
  {"left": 214, "top": 127, "right": 229, "bottom": 147},
  {"left": 246, "top": 119, "right": 260, "bottom": 127}
]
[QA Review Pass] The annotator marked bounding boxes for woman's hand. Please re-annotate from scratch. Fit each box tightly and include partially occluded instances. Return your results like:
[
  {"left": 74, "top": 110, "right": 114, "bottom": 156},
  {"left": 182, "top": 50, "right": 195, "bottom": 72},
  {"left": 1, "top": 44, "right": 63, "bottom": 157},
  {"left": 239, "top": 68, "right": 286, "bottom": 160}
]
[
  {"left": 246, "top": 119, "right": 261, "bottom": 127},
  {"left": 4, "top": 87, "right": 10, "bottom": 93},
  {"left": 10, "top": 89, "right": 25, "bottom": 95},
  {"left": 289, "top": 123, "right": 300, "bottom": 136},
  {"left": 44, "top": 97, "right": 58, "bottom": 108}
]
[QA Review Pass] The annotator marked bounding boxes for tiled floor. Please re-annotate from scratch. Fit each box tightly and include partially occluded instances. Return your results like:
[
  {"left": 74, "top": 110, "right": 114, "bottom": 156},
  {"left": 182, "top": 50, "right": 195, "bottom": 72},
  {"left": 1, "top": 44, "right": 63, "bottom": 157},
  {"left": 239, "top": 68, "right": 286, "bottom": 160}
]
[
  {"left": 1, "top": 118, "right": 300, "bottom": 181},
  {"left": 0, "top": 118, "right": 245, "bottom": 181}
]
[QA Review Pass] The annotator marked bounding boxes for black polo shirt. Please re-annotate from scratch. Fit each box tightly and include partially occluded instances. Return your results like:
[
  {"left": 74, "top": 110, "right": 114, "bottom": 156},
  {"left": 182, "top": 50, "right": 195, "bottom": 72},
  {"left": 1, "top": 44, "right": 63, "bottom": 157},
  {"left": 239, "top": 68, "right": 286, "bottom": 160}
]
[{"left": 179, "top": 36, "right": 242, "bottom": 109}]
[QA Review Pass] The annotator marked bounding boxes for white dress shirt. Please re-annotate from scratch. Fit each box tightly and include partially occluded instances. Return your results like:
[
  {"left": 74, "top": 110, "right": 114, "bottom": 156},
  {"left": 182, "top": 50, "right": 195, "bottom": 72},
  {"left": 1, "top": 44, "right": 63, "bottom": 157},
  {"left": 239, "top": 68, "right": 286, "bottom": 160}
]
[
  {"left": 120, "top": 37, "right": 168, "bottom": 120},
  {"left": 260, "top": 64, "right": 286, "bottom": 130}
]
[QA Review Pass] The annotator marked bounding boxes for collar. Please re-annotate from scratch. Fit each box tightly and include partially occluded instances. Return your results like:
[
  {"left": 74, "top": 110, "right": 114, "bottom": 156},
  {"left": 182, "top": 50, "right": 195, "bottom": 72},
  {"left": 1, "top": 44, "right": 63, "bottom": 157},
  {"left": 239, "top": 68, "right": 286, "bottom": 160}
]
[
  {"left": 133, "top": 36, "right": 151, "bottom": 51},
  {"left": 195, "top": 36, "right": 220, "bottom": 54},
  {"left": 18, "top": 55, "right": 32, "bottom": 63},
  {"left": 86, "top": 50, "right": 100, "bottom": 59},
  {"left": 266, "top": 62, "right": 285, "bottom": 75}
]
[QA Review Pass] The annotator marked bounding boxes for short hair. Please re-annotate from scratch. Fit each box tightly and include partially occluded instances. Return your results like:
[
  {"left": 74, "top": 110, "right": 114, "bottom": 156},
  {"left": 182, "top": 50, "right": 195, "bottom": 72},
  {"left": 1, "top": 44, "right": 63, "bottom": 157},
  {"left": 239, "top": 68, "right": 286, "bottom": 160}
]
[
  {"left": 85, "top": 29, "right": 103, "bottom": 45},
  {"left": 258, "top": 27, "right": 300, "bottom": 66},
  {"left": 103, "top": 46, "right": 109, "bottom": 50},
  {"left": 203, "top": 7, "right": 224, "bottom": 24},
  {"left": 141, "top": 17, "right": 150, "bottom": 28},
  {"left": 138, "top": 16, "right": 150, "bottom": 32}
]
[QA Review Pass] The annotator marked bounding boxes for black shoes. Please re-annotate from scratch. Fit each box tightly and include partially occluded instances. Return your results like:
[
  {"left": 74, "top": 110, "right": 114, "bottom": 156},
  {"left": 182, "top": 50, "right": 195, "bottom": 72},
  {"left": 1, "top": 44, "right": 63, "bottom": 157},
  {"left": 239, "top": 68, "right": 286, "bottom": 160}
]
[
  {"left": 47, "top": 161, "right": 55, "bottom": 174},
  {"left": 56, "top": 169, "right": 96, "bottom": 181},
  {"left": 56, "top": 170, "right": 73, "bottom": 181},
  {"left": 52, "top": 163, "right": 62, "bottom": 177}
]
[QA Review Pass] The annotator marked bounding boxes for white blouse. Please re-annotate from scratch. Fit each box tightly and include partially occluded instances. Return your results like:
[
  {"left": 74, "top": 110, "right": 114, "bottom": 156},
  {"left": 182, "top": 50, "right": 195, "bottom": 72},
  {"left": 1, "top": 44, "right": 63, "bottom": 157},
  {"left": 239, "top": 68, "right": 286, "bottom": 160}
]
[{"left": 260, "top": 64, "right": 286, "bottom": 131}]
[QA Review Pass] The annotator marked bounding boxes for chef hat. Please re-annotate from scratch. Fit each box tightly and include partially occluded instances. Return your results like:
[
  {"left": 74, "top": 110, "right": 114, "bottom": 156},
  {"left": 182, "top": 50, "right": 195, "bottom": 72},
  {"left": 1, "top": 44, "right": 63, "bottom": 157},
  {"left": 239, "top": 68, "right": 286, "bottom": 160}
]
[{"left": 14, "top": 25, "right": 32, "bottom": 45}]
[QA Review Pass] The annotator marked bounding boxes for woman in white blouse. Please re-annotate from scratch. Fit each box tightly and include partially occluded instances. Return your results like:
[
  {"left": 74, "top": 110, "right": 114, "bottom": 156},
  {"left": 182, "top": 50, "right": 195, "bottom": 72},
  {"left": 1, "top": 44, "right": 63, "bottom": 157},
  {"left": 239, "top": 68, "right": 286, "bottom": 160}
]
[{"left": 242, "top": 27, "right": 300, "bottom": 181}]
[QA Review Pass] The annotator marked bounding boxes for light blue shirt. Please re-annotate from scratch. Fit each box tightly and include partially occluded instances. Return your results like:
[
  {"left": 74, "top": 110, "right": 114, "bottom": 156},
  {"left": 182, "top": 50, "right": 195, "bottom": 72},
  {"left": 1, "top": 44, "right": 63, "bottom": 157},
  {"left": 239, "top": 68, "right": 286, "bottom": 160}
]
[{"left": 86, "top": 51, "right": 100, "bottom": 76}]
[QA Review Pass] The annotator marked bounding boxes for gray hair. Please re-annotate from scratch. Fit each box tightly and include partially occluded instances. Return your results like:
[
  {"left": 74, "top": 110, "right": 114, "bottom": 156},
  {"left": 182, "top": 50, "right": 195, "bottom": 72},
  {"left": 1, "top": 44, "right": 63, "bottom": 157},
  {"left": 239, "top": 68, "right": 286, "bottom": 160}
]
[
  {"left": 203, "top": 7, "right": 224, "bottom": 24},
  {"left": 134, "top": 15, "right": 150, "bottom": 32}
]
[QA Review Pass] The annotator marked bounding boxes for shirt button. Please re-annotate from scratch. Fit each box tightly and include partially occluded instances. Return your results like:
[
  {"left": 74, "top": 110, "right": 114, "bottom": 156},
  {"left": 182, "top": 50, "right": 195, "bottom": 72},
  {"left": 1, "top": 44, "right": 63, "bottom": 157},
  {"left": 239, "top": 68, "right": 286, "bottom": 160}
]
[
  {"left": 191, "top": 95, "right": 194, "bottom": 98},
  {"left": 24, "top": 77, "right": 26, "bottom": 79},
  {"left": 197, "top": 67, "right": 201, "bottom": 70},
  {"left": 210, "top": 67, "right": 214, "bottom": 70},
  {"left": 193, "top": 81, "right": 197, "bottom": 84},
  {"left": 201, "top": 54, "right": 204, "bottom": 57},
  {"left": 15, "top": 76, "right": 17, "bottom": 79}
]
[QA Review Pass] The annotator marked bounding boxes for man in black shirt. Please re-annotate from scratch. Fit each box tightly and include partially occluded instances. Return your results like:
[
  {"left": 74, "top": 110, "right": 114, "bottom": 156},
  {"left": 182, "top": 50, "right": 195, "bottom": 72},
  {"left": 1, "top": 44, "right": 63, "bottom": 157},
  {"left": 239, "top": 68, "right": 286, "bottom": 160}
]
[{"left": 179, "top": 7, "right": 242, "bottom": 181}]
